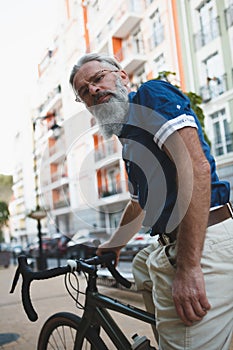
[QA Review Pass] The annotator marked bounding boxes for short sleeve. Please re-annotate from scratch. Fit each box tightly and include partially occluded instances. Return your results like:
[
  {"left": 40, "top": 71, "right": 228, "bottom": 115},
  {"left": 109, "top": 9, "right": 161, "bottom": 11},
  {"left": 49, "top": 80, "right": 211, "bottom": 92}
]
[{"left": 130, "top": 80, "right": 198, "bottom": 149}]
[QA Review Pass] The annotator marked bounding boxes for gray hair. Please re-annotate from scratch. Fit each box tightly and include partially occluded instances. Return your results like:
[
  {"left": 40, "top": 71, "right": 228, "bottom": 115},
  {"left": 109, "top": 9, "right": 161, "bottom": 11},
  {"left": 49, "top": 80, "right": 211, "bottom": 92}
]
[{"left": 69, "top": 52, "right": 122, "bottom": 87}]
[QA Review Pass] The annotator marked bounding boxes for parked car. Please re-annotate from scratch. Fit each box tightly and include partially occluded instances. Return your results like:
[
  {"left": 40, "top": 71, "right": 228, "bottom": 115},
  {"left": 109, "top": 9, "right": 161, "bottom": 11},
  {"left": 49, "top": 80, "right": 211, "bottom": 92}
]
[
  {"left": 0, "top": 243, "right": 11, "bottom": 268},
  {"left": 11, "top": 245, "right": 24, "bottom": 256},
  {"left": 120, "top": 232, "right": 155, "bottom": 261},
  {"left": 67, "top": 230, "right": 101, "bottom": 259},
  {"left": 125, "top": 232, "right": 155, "bottom": 250},
  {"left": 24, "top": 235, "right": 71, "bottom": 258}
]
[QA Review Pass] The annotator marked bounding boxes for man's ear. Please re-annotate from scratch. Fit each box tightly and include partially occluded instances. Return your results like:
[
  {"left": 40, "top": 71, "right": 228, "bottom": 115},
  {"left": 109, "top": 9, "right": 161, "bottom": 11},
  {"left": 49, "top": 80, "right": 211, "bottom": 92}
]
[{"left": 119, "top": 70, "right": 129, "bottom": 88}]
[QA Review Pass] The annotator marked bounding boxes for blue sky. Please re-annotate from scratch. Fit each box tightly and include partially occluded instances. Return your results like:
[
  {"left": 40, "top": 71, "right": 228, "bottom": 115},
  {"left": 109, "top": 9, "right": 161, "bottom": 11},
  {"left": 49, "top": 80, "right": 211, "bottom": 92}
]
[{"left": 0, "top": 0, "right": 63, "bottom": 174}]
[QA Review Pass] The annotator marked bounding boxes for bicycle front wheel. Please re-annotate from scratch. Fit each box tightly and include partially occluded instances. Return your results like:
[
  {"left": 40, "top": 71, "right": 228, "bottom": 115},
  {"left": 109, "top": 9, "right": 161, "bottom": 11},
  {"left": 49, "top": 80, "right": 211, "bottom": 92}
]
[{"left": 37, "top": 312, "right": 107, "bottom": 350}]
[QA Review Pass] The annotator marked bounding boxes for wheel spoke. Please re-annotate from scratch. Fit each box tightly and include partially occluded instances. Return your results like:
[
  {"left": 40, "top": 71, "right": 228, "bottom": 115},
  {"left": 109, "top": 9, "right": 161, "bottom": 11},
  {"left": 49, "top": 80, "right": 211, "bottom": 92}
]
[{"left": 37, "top": 313, "right": 100, "bottom": 350}]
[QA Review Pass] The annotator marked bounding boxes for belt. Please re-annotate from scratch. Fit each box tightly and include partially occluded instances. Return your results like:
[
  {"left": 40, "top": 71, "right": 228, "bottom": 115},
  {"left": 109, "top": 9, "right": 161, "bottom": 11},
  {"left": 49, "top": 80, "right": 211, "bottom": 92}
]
[
  {"left": 208, "top": 202, "right": 233, "bottom": 227},
  {"left": 158, "top": 202, "right": 233, "bottom": 246}
]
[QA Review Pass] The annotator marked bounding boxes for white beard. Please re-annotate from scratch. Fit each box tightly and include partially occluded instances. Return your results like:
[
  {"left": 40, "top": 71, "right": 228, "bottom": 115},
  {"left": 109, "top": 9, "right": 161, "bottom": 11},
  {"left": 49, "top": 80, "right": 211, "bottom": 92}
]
[{"left": 88, "top": 79, "right": 129, "bottom": 139}]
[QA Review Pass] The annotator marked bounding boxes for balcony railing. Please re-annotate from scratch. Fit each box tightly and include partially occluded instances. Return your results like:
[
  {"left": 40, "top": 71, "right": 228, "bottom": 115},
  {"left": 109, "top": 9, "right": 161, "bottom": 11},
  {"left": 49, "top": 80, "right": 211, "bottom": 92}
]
[
  {"left": 53, "top": 199, "right": 70, "bottom": 209},
  {"left": 99, "top": 186, "right": 123, "bottom": 198},
  {"left": 51, "top": 172, "right": 68, "bottom": 183},
  {"left": 49, "top": 139, "right": 65, "bottom": 157},
  {"left": 112, "top": 0, "right": 143, "bottom": 38},
  {"left": 94, "top": 139, "right": 118, "bottom": 162},
  {"left": 117, "top": 37, "right": 145, "bottom": 58},
  {"left": 199, "top": 74, "right": 227, "bottom": 103},
  {"left": 225, "top": 5, "right": 233, "bottom": 29},
  {"left": 194, "top": 16, "right": 220, "bottom": 50},
  {"left": 114, "top": 38, "right": 146, "bottom": 74},
  {"left": 88, "top": 0, "right": 144, "bottom": 50}
]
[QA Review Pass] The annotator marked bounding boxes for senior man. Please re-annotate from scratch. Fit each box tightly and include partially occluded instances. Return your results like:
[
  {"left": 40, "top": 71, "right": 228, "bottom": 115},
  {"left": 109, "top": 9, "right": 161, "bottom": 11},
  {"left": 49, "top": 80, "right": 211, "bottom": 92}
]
[{"left": 70, "top": 52, "right": 233, "bottom": 350}]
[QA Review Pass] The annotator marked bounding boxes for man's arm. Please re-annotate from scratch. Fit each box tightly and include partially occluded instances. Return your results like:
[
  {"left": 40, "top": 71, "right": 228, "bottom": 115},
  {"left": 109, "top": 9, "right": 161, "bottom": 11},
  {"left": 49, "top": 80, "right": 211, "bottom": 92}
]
[
  {"left": 164, "top": 126, "right": 211, "bottom": 326},
  {"left": 97, "top": 200, "right": 144, "bottom": 263}
]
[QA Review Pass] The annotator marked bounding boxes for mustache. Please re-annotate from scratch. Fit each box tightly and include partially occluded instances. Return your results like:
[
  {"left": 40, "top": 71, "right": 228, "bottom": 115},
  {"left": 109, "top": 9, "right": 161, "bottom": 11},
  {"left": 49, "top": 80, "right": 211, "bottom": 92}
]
[{"left": 93, "top": 90, "right": 116, "bottom": 105}]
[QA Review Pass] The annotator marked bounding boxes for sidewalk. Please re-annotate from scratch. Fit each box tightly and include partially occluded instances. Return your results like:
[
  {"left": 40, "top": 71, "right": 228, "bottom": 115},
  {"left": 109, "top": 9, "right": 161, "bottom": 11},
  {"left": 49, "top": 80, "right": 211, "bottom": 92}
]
[
  {"left": 0, "top": 263, "right": 156, "bottom": 349},
  {"left": 1, "top": 262, "right": 232, "bottom": 349}
]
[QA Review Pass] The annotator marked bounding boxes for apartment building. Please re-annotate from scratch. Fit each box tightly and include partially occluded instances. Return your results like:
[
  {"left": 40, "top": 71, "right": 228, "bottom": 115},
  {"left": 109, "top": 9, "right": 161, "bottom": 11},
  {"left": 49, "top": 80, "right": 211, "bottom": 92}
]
[
  {"left": 178, "top": 0, "right": 233, "bottom": 199},
  {"left": 10, "top": 0, "right": 87, "bottom": 243},
  {"left": 10, "top": 0, "right": 233, "bottom": 244}
]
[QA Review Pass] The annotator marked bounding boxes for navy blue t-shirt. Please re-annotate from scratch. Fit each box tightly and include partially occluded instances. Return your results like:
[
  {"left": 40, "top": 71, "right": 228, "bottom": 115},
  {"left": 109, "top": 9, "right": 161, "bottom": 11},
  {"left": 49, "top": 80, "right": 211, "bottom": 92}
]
[{"left": 119, "top": 80, "right": 230, "bottom": 235}]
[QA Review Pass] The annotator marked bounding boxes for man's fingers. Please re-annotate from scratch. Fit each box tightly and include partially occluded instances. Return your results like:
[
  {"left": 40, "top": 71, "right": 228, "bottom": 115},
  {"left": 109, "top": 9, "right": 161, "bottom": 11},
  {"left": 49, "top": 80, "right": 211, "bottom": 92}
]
[
  {"left": 199, "top": 295, "right": 211, "bottom": 312},
  {"left": 174, "top": 298, "right": 211, "bottom": 326},
  {"left": 175, "top": 303, "right": 193, "bottom": 326}
]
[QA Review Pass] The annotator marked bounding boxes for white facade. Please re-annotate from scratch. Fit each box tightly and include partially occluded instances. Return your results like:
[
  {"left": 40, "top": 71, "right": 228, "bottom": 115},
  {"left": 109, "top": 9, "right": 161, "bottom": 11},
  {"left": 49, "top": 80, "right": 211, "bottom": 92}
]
[{"left": 10, "top": 0, "right": 233, "bottom": 244}]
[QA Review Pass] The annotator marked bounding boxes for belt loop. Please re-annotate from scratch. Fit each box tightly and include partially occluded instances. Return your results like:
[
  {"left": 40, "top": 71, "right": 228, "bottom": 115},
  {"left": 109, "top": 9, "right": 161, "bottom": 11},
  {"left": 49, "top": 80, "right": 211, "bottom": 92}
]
[
  {"left": 226, "top": 202, "right": 233, "bottom": 218},
  {"left": 157, "top": 233, "right": 176, "bottom": 246}
]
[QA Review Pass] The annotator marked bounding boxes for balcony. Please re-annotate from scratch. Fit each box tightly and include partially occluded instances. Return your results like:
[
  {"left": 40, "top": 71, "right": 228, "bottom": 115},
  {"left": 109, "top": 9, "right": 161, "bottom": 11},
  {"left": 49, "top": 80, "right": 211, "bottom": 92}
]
[
  {"left": 115, "top": 40, "right": 146, "bottom": 75},
  {"left": 199, "top": 74, "right": 227, "bottom": 103},
  {"left": 112, "top": 0, "right": 144, "bottom": 38},
  {"left": 88, "top": 1, "right": 144, "bottom": 51},
  {"left": 38, "top": 85, "right": 61, "bottom": 115},
  {"left": 49, "top": 138, "right": 65, "bottom": 160},
  {"left": 99, "top": 186, "right": 123, "bottom": 199},
  {"left": 225, "top": 4, "right": 233, "bottom": 29},
  {"left": 94, "top": 139, "right": 118, "bottom": 162},
  {"left": 53, "top": 199, "right": 70, "bottom": 209},
  {"left": 51, "top": 172, "right": 68, "bottom": 183},
  {"left": 194, "top": 16, "right": 221, "bottom": 50}
]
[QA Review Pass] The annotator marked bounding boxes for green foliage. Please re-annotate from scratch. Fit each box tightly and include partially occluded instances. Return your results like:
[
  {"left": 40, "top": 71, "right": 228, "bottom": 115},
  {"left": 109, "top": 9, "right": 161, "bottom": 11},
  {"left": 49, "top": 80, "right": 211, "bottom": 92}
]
[
  {"left": 185, "top": 91, "right": 211, "bottom": 146},
  {"left": 0, "top": 174, "right": 13, "bottom": 203},
  {"left": 0, "top": 201, "right": 10, "bottom": 242},
  {"left": 154, "top": 72, "right": 211, "bottom": 146}
]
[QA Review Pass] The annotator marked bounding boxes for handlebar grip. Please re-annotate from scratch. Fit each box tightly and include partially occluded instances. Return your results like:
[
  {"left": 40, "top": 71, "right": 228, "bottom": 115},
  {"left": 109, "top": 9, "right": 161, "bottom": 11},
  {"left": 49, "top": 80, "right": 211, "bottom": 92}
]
[
  {"left": 107, "top": 263, "right": 132, "bottom": 289},
  {"left": 86, "top": 253, "right": 132, "bottom": 288},
  {"left": 16, "top": 256, "right": 38, "bottom": 321},
  {"left": 16, "top": 256, "right": 71, "bottom": 322},
  {"left": 22, "top": 276, "right": 38, "bottom": 322}
]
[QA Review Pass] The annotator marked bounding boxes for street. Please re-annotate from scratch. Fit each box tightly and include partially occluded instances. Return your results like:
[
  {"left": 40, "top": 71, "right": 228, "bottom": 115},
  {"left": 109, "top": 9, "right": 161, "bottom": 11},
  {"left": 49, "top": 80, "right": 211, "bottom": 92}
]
[
  {"left": 0, "top": 261, "right": 156, "bottom": 349},
  {"left": 0, "top": 260, "right": 232, "bottom": 349}
]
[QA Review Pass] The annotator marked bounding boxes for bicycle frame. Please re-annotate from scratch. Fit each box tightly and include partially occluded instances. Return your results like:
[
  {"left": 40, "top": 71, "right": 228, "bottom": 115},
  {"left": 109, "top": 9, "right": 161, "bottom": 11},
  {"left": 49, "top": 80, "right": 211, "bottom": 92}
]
[
  {"left": 10, "top": 254, "right": 157, "bottom": 349},
  {"left": 75, "top": 288, "right": 156, "bottom": 349}
]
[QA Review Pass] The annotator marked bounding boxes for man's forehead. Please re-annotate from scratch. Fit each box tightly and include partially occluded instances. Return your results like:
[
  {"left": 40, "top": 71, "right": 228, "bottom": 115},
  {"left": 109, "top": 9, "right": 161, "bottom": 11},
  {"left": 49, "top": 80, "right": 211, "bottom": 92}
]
[{"left": 73, "top": 61, "right": 103, "bottom": 88}]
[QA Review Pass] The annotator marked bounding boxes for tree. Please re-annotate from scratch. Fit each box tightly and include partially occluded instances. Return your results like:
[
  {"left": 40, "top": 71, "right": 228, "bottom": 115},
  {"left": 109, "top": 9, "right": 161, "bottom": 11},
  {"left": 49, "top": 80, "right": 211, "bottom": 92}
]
[
  {"left": 0, "top": 201, "right": 10, "bottom": 242},
  {"left": 0, "top": 174, "right": 13, "bottom": 203},
  {"left": 154, "top": 71, "right": 211, "bottom": 146}
]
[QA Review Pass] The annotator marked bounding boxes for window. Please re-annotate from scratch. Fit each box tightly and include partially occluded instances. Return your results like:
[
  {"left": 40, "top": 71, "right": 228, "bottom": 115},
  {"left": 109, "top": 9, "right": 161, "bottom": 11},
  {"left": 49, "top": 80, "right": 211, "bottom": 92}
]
[
  {"left": 145, "top": 0, "right": 154, "bottom": 5},
  {"left": 194, "top": 1, "right": 220, "bottom": 49},
  {"left": 132, "top": 28, "right": 144, "bottom": 54},
  {"left": 149, "top": 9, "right": 164, "bottom": 49},
  {"left": 225, "top": 0, "right": 233, "bottom": 28},
  {"left": 211, "top": 109, "right": 233, "bottom": 156},
  {"left": 131, "top": 67, "right": 146, "bottom": 90},
  {"left": 200, "top": 53, "right": 227, "bottom": 101},
  {"left": 106, "top": 166, "right": 121, "bottom": 195},
  {"left": 153, "top": 53, "right": 165, "bottom": 77}
]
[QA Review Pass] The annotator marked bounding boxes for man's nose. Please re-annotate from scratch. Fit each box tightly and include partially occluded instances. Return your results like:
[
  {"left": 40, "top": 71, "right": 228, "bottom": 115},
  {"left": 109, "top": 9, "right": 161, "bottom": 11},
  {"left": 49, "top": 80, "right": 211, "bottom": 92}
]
[{"left": 88, "top": 83, "right": 100, "bottom": 95}]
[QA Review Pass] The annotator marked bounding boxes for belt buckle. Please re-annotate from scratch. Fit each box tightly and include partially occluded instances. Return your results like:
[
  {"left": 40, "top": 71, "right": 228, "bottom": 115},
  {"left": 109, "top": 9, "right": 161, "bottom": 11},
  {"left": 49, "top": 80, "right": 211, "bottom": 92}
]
[
  {"left": 158, "top": 233, "right": 170, "bottom": 246},
  {"left": 226, "top": 202, "right": 233, "bottom": 219}
]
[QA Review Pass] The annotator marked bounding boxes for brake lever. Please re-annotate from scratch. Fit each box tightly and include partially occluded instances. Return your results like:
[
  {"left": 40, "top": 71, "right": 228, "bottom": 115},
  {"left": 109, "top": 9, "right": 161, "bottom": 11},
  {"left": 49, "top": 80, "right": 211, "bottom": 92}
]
[{"left": 9, "top": 266, "right": 20, "bottom": 294}]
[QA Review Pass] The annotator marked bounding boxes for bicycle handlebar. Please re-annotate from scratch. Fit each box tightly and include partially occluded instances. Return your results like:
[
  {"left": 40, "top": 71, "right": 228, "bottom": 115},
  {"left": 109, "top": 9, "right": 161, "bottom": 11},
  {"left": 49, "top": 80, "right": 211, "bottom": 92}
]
[{"left": 10, "top": 253, "right": 131, "bottom": 322}]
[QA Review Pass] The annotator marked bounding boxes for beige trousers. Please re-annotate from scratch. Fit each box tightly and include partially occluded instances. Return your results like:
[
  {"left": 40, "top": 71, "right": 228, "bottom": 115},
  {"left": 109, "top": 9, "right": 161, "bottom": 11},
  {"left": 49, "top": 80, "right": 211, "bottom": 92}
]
[{"left": 132, "top": 219, "right": 233, "bottom": 350}]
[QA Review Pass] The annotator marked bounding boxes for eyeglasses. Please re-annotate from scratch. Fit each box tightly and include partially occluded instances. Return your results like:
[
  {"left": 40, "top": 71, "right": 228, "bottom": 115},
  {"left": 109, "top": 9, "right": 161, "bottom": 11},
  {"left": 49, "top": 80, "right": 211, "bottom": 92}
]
[{"left": 74, "top": 69, "right": 119, "bottom": 103}]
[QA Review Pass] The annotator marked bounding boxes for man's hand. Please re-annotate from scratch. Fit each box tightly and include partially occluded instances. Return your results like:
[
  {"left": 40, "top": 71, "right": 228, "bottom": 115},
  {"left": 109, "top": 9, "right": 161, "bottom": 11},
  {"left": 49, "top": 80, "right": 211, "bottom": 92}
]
[
  {"left": 172, "top": 265, "right": 211, "bottom": 326},
  {"left": 96, "top": 200, "right": 144, "bottom": 267},
  {"left": 96, "top": 241, "right": 124, "bottom": 266}
]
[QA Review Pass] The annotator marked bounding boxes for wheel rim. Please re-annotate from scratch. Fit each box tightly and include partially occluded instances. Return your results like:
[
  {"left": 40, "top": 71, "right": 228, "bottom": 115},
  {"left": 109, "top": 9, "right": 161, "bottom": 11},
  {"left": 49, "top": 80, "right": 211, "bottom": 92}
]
[{"left": 46, "top": 325, "right": 92, "bottom": 350}]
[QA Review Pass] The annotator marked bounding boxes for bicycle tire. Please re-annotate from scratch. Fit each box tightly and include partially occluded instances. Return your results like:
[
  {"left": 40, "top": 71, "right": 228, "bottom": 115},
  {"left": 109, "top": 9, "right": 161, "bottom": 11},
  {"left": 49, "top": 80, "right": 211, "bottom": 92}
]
[{"left": 37, "top": 312, "right": 107, "bottom": 350}]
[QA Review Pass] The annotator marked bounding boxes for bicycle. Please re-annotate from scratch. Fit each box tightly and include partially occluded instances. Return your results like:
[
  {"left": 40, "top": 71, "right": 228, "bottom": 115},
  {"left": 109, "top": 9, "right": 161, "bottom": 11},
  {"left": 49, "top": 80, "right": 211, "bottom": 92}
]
[{"left": 10, "top": 253, "right": 157, "bottom": 349}]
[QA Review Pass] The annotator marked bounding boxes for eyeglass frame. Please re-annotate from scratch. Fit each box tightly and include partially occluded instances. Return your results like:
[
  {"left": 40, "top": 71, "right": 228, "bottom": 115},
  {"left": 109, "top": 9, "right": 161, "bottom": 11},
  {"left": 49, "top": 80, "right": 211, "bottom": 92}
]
[{"left": 73, "top": 69, "right": 119, "bottom": 103}]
